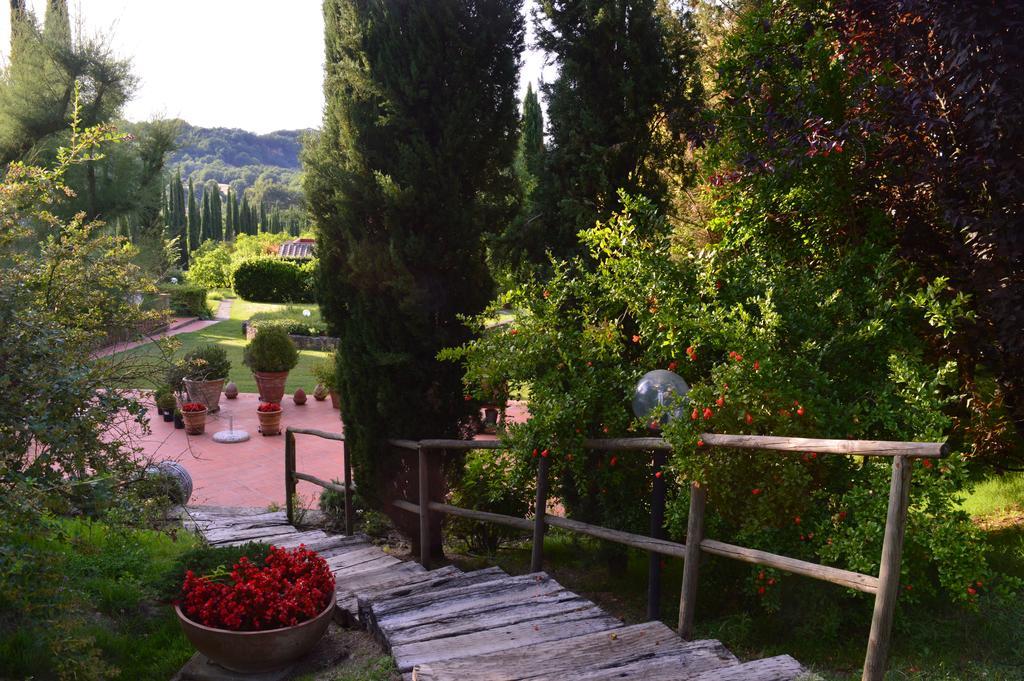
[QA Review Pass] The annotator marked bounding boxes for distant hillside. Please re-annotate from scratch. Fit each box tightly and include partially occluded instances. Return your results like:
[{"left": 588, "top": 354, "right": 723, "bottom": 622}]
[{"left": 166, "top": 122, "right": 310, "bottom": 208}]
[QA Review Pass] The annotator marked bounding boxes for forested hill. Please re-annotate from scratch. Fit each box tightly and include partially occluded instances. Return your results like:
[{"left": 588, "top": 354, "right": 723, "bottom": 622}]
[{"left": 166, "top": 122, "right": 309, "bottom": 206}]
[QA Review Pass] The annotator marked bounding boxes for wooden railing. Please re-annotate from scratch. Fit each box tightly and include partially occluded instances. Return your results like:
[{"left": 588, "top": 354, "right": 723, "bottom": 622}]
[
  {"left": 284, "top": 427, "right": 353, "bottom": 535},
  {"left": 386, "top": 433, "right": 946, "bottom": 681}
]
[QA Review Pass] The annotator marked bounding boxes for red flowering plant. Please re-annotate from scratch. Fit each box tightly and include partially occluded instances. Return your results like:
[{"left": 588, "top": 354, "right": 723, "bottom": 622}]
[
  {"left": 178, "top": 545, "right": 335, "bottom": 631},
  {"left": 180, "top": 402, "right": 207, "bottom": 413},
  {"left": 257, "top": 402, "right": 281, "bottom": 413}
]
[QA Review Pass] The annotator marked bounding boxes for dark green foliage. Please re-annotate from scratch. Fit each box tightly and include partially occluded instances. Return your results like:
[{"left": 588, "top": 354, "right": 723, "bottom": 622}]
[
  {"left": 515, "top": 0, "right": 704, "bottom": 265},
  {"left": 159, "top": 283, "right": 209, "bottom": 318},
  {"left": 154, "top": 541, "right": 272, "bottom": 602},
  {"left": 187, "top": 176, "right": 200, "bottom": 250},
  {"left": 253, "top": 319, "right": 328, "bottom": 337},
  {"left": 182, "top": 343, "right": 231, "bottom": 380},
  {"left": 243, "top": 324, "right": 299, "bottom": 373},
  {"left": 305, "top": 0, "right": 524, "bottom": 540},
  {"left": 231, "top": 257, "right": 315, "bottom": 303},
  {"left": 448, "top": 450, "right": 532, "bottom": 553}
]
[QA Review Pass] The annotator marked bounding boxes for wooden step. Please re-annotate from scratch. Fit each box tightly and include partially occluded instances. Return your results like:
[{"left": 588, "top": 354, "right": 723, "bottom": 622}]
[
  {"left": 334, "top": 562, "right": 440, "bottom": 627},
  {"left": 411, "top": 622, "right": 742, "bottom": 681}
]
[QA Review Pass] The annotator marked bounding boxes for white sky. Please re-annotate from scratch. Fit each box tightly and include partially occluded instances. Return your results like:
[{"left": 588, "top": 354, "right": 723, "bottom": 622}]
[{"left": 0, "top": 0, "right": 551, "bottom": 134}]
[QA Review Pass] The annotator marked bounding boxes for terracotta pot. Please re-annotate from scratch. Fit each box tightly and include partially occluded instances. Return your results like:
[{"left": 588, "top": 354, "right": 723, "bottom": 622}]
[
  {"left": 313, "top": 383, "right": 328, "bottom": 401},
  {"left": 253, "top": 371, "right": 289, "bottom": 403},
  {"left": 174, "top": 597, "right": 335, "bottom": 673},
  {"left": 182, "top": 407, "right": 207, "bottom": 435},
  {"left": 184, "top": 378, "right": 226, "bottom": 413},
  {"left": 293, "top": 387, "right": 307, "bottom": 406},
  {"left": 224, "top": 381, "right": 239, "bottom": 399},
  {"left": 329, "top": 391, "right": 340, "bottom": 410},
  {"left": 258, "top": 408, "right": 283, "bottom": 436}
]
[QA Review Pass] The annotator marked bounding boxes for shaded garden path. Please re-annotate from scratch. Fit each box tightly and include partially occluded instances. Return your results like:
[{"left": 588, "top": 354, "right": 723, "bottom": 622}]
[{"left": 178, "top": 506, "right": 806, "bottom": 681}]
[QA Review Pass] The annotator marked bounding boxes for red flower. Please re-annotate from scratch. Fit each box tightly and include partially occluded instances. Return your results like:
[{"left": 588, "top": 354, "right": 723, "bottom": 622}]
[
  {"left": 716, "top": 396, "right": 725, "bottom": 407},
  {"left": 796, "top": 406, "right": 805, "bottom": 417},
  {"left": 922, "top": 458, "right": 933, "bottom": 469},
  {"left": 967, "top": 586, "right": 977, "bottom": 596},
  {"left": 257, "top": 402, "right": 281, "bottom": 412},
  {"left": 655, "top": 471, "right": 663, "bottom": 479},
  {"left": 542, "top": 289, "right": 550, "bottom": 298},
  {"left": 181, "top": 402, "right": 206, "bottom": 413},
  {"left": 632, "top": 334, "right": 641, "bottom": 344},
  {"left": 532, "top": 448, "right": 538, "bottom": 458},
  {"left": 696, "top": 439, "right": 705, "bottom": 448},
  {"left": 702, "top": 407, "right": 713, "bottom": 420},
  {"left": 753, "top": 360, "right": 760, "bottom": 371},
  {"left": 757, "top": 586, "right": 766, "bottom": 595},
  {"left": 691, "top": 408, "right": 699, "bottom": 421},
  {"left": 609, "top": 456, "right": 618, "bottom": 466},
  {"left": 667, "top": 361, "right": 678, "bottom": 371},
  {"left": 751, "top": 488, "right": 761, "bottom": 495},
  {"left": 541, "top": 449, "right": 550, "bottom": 458},
  {"left": 793, "top": 516, "right": 801, "bottom": 525},
  {"left": 744, "top": 412, "right": 753, "bottom": 425}
]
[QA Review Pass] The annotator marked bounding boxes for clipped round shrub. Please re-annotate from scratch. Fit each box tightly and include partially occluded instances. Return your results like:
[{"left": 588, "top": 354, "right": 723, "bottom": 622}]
[
  {"left": 183, "top": 343, "right": 231, "bottom": 380},
  {"left": 243, "top": 324, "right": 299, "bottom": 372},
  {"left": 231, "top": 257, "right": 316, "bottom": 303}
]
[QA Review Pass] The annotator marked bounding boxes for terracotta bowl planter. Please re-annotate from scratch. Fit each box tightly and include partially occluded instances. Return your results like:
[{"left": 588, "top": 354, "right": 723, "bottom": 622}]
[
  {"left": 182, "top": 407, "right": 208, "bottom": 435},
  {"left": 174, "top": 597, "right": 335, "bottom": 673},
  {"left": 184, "top": 378, "right": 226, "bottom": 413},
  {"left": 258, "top": 408, "right": 283, "bottom": 436},
  {"left": 253, "top": 371, "right": 289, "bottom": 403}
]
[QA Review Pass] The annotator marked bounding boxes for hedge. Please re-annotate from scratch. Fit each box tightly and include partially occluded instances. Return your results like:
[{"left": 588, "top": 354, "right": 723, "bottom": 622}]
[
  {"left": 231, "top": 257, "right": 316, "bottom": 303},
  {"left": 158, "top": 283, "right": 209, "bottom": 319}
]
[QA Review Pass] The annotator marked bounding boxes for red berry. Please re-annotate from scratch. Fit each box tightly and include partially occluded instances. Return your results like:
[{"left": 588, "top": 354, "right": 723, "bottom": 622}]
[
  {"left": 796, "top": 406, "right": 805, "bottom": 417},
  {"left": 967, "top": 587, "right": 977, "bottom": 596},
  {"left": 757, "top": 586, "right": 765, "bottom": 595},
  {"left": 735, "top": 353, "right": 743, "bottom": 361},
  {"left": 716, "top": 396, "right": 725, "bottom": 407},
  {"left": 691, "top": 408, "right": 699, "bottom": 421},
  {"left": 922, "top": 458, "right": 933, "bottom": 469},
  {"left": 632, "top": 334, "right": 641, "bottom": 343},
  {"left": 541, "top": 449, "right": 549, "bottom": 458},
  {"left": 610, "top": 456, "right": 617, "bottom": 466},
  {"left": 751, "top": 488, "right": 761, "bottom": 495},
  {"left": 532, "top": 449, "right": 538, "bottom": 458},
  {"left": 686, "top": 345, "right": 695, "bottom": 356},
  {"left": 758, "top": 571, "right": 765, "bottom": 580},
  {"left": 753, "top": 360, "right": 760, "bottom": 371},
  {"left": 838, "top": 511, "right": 847, "bottom": 521},
  {"left": 697, "top": 439, "right": 705, "bottom": 447},
  {"left": 793, "top": 516, "right": 801, "bottom": 525},
  {"left": 655, "top": 471, "right": 663, "bottom": 479},
  {"left": 510, "top": 329, "right": 519, "bottom": 335},
  {"left": 702, "top": 407, "right": 713, "bottom": 420},
  {"left": 744, "top": 412, "right": 753, "bottom": 425},
  {"left": 543, "top": 289, "right": 550, "bottom": 298},
  {"left": 668, "top": 361, "right": 678, "bottom": 371}
]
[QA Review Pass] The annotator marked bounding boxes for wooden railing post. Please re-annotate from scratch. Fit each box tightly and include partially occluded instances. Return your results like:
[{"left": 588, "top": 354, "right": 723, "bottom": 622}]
[
  {"left": 531, "top": 454, "right": 551, "bottom": 573},
  {"left": 862, "top": 455, "right": 912, "bottom": 681},
  {"left": 647, "top": 448, "right": 667, "bottom": 621},
  {"left": 678, "top": 480, "right": 706, "bottom": 639},
  {"left": 418, "top": 445, "right": 431, "bottom": 568},
  {"left": 343, "top": 439, "right": 353, "bottom": 536},
  {"left": 285, "top": 430, "right": 296, "bottom": 524}
]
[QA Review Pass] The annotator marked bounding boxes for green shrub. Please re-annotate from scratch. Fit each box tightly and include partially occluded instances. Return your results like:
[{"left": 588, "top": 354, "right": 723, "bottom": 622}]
[
  {"left": 251, "top": 319, "right": 328, "bottom": 337},
  {"left": 182, "top": 343, "right": 231, "bottom": 380},
  {"left": 448, "top": 449, "right": 532, "bottom": 554},
  {"left": 186, "top": 240, "right": 233, "bottom": 289},
  {"left": 243, "top": 324, "right": 299, "bottom": 372},
  {"left": 232, "top": 257, "right": 315, "bottom": 303},
  {"left": 154, "top": 542, "right": 272, "bottom": 602},
  {"left": 313, "top": 351, "right": 338, "bottom": 392},
  {"left": 154, "top": 387, "right": 177, "bottom": 411},
  {"left": 158, "top": 283, "right": 210, "bottom": 318}
]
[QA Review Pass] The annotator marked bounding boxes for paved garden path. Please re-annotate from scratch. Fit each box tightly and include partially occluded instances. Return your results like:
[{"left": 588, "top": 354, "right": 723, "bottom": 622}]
[{"left": 179, "top": 506, "right": 807, "bottom": 681}]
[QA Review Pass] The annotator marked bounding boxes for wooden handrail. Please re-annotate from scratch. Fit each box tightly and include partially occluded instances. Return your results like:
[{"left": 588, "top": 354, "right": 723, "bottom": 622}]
[
  {"left": 287, "top": 427, "right": 346, "bottom": 441},
  {"left": 285, "top": 427, "right": 352, "bottom": 535}
]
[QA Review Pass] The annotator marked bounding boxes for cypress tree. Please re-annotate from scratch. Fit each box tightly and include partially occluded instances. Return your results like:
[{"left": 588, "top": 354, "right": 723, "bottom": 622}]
[
  {"left": 304, "top": 0, "right": 523, "bottom": 555},
  {"left": 200, "top": 190, "right": 211, "bottom": 244},
  {"left": 171, "top": 169, "right": 188, "bottom": 267},
  {"left": 204, "top": 180, "right": 222, "bottom": 241},
  {"left": 43, "top": 0, "right": 70, "bottom": 46},
  {"left": 527, "top": 0, "right": 703, "bottom": 263},
  {"left": 187, "top": 177, "right": 200, "bottom": 250}
]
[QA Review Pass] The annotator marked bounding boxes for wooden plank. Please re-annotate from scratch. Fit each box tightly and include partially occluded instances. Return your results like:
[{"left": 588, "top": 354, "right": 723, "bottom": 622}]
[
  {"left": 289, "top": 534, "right": 369, "bottom": 555},
  {"left": 392, "top": 607, "right": 621, "bottom": 672},
  {"left": 292, "top": 472, "right": 352, "bottom": 495},
  {"left": 334, "top": 555, "right": 403, "bottom": 578},
  {"left": 862, "top": 455, "right": 912, "bottom": 681},
  {"left": 543, "top": 514, "right": 686, "bottom": 558},
  {"left": 334, "top": 563, "right": 438, "bottom": 626},
  {"left": 679, "top": 481, "right": 706, "bottom": 639},
  {"left": 368, "top": 569, "right": 540, "bottom": 622},
  {"left": 371, "top": 574, "right": 568, "bottom": 645},
  {"left": 265, "top": 530, "right": 329, "bottom": 548},
  {"left": 700, "top": 433, "right": 947, "bottom": 458},
  {"left": 412, "top": 621, "right": 703, "bottom": 681},
  {"left": 387, "top": 595, "right": 602, "bottom": 647},
  {"left": 428, "top": 502, "right": 533, "bottom": 531},
  {"left": 540, "top": 639, "right": 739, "bottom": 681},
  {"left": 205, "top": 526, "right": 299, "bottom": 545},
  {"left": 699, "top": 539, "right": 879, "bottom": 594},
  {"left": 325, "top": 546, "right": 397, "bottom": 571},
  {"left": 685, "top": 655, "right": 804, "bottom": 680}
]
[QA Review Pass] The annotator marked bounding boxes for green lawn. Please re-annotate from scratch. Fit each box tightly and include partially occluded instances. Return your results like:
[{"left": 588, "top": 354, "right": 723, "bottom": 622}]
[
  {"left": 962, "top": 471, "right": 1024, "bottom": 518},
  {"left": 110, "top": 296, "right": 331, "bottom": 393}
]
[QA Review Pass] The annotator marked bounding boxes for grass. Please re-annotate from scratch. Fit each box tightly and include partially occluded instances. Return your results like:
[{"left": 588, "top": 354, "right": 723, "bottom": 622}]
[
  {"left": 0, "top": 517, "right": 201, "bottom": 680},
  {"left": 962, "top": 471, "right": 1024, "bottom": 518},
  {"left": 109, "top": 296, "right": 332, "bottom": 393}
]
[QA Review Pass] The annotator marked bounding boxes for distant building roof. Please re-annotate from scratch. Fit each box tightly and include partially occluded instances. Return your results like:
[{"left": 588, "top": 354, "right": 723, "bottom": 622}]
[{"left": 278, "top": 238, "right": 315, "bottom": 260}]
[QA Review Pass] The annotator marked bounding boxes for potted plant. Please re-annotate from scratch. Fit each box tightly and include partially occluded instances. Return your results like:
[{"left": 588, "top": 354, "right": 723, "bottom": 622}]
[
  {"left": 312, "top": 353, "right": 340, "bottom": 409},
  {"left": 243, "top": 324, "right": 298, "bottom": 404},
  {"left": 181, "top": 402, "right": 208, "bottom": 435},
  {"left": 256, "top": 402, "right": 283, "bottom": 436},
  {"left": 173, "top": 407, "right": 185, "bottom": 429},
  {"left": 155, "top": 388, "right": 177, "bottom": 422},
  {"left": 174, "top": 545, "right": 336, "bottom": 673},
  {"left": 182, "top": 344, "right": 231, "bottom": 413}
]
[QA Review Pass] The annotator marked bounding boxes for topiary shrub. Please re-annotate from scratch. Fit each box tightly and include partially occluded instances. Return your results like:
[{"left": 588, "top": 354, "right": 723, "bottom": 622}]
[
  {"left": 158, "top": 283, "right": 209, "bottom": 318},
  {"left": 243, "top": 324, "right": 299, "bottom": 373},
  {"left": 182, "top": 344, "right": 231, "bottom": 380},
  {"left": 231, "top": 257, "right": 315, "bottom": 303}
]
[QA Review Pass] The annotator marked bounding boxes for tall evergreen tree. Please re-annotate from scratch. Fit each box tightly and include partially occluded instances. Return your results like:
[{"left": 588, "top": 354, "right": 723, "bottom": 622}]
[
  {"left": 305, "top": 0, "right": 523, "bottom": 555},
  {"left": 187, "top": 177, "right": 200, "bottom": 250},
  {"left": 42, "top": 0, "right": 70, "bottom": 46},
  {"left": 203, "top": 180, "right": 222, "bottom": 241},
  {"left": 200, "top": 190, "right": 211, "bottom": 244},
  {"left": 522, "top": 0, "right": 703, "bottom": 264},
  {"left": 519, "top": 83, "right": 544, "bottom": 179},
  {"left": 169, "top": 168, "right": 188, "bottom": 267},
  {"left": 224, "top": 187, "right": 235, "bottom": 240}
]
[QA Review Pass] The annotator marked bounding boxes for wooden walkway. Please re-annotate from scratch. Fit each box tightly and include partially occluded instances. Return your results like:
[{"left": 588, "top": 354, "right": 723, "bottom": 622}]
[{"left": 180, "top": 506, "right": 807, "bottom": 681}]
